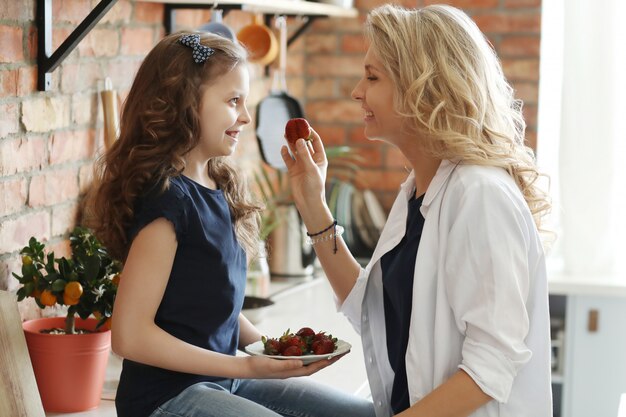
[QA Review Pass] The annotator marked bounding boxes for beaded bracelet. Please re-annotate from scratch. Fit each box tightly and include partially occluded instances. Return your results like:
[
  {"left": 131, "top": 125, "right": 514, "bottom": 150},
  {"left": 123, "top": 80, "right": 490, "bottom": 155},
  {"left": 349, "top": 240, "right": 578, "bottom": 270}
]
[
  {"left": 306, "top": 220, "right": 337, "bottom": 237},
  {"left": 305, "top": 225, "right": 344, "bottom": 254}
]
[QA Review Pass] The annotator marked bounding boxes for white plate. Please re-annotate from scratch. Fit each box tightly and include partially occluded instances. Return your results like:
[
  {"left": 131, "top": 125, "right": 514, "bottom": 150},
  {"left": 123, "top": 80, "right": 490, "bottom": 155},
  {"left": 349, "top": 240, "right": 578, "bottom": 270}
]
[{"left": 245, "top": 339, "right": 352, "bottom": 365}]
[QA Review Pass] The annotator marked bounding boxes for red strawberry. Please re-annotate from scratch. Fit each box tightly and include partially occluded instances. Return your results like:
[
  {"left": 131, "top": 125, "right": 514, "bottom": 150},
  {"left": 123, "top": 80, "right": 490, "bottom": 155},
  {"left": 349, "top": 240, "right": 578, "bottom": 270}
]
[
  {"left": 282, "top": 345, "right": 303, "bottom": 356},
  {"left": 284, "top": 118, "right": 312, "bottom": 145},
  {"left": 262, "top": 336, "right": 281, "bottom": 355},
  {"left": 311, "top": 338, "right": 336, "bottom": 355},
  {"left": 296, "top": 327, "right": 315, "bottom": 338},
  {"left": 280, "top": 335, "right": 307, "bottom": 355}
]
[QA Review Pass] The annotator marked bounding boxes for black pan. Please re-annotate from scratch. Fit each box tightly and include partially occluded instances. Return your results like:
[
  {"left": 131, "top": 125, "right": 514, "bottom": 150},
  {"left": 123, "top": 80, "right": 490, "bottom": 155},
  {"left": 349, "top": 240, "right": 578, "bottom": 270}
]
[{"left": 256, "top": 16, "right": 304, "bottom": 171}]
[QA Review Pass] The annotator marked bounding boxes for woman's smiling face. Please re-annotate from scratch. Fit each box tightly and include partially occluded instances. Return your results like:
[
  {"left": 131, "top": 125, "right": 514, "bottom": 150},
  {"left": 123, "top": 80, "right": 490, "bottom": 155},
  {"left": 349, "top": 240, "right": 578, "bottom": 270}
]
[{"left": 351, "top": 47, "right": 404, "bottom": 144}]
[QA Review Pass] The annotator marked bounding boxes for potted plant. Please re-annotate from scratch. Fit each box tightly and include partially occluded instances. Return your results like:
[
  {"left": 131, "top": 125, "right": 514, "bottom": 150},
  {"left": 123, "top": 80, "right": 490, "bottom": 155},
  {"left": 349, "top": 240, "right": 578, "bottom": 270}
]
[
  {"left": 13, "top": 226, "right": 122, "bottom": 413},
  {"left": 253, "top": 146, "right": 360, "bottom": 277}
]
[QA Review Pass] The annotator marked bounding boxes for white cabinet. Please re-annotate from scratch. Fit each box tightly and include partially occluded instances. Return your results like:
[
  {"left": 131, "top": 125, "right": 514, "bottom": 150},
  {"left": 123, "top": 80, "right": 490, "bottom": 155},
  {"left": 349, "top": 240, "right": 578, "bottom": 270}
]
[{"left": 549, "top": 275, "right": 626, "bottom": 417}]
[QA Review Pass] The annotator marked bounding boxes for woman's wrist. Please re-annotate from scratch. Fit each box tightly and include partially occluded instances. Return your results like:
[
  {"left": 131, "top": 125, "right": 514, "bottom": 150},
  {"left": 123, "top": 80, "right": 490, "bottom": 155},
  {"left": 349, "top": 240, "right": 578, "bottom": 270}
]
[{"left": 297, "top": 203, "right": 334, "bottom": 235}]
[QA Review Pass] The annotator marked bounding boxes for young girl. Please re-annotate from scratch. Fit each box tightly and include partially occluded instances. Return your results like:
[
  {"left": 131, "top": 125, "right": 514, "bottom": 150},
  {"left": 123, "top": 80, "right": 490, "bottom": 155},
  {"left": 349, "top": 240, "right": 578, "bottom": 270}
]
[
  {"left": 282, "top": 5, "right": 552, "bottom": 417},
  {"left": 88, "top": 32, "right": 375, "bottom": 417}
]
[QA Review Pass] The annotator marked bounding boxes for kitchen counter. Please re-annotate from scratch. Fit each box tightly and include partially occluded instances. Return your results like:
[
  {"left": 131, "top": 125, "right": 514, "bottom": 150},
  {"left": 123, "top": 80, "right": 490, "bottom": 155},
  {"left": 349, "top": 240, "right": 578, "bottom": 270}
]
[{"left": 548, "top": 271, "right": 626, "bottom": 297}]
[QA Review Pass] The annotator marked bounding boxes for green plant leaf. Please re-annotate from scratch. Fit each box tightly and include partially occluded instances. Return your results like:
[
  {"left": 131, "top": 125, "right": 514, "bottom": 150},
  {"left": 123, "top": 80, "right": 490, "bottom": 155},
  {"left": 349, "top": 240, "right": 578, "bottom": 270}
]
[
  {"left": 16, "top": 287, "right": 26, "bottom": 301},
  {"left": 84, "top": 254, "right": 100, "bottom": 281}
]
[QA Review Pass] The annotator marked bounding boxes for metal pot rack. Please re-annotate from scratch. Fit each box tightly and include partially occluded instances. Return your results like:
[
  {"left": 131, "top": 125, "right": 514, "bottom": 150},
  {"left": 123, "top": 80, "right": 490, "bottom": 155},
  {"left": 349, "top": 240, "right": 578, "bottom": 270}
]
[{"left": 36, "top": 0, "right": 358, "bottom": 91}]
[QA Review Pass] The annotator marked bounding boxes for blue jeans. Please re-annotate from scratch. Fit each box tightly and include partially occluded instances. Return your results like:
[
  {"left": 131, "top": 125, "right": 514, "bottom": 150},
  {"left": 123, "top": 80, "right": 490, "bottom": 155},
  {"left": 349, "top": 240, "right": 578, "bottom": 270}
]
[{"left": 149, "top": 378, "right": 375, "bottom": 417}]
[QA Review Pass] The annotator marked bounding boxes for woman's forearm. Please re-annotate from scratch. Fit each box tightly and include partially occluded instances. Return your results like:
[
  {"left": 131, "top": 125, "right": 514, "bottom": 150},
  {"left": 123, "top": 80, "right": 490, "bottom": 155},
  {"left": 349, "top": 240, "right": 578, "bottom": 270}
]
[{"left": 397, "top": 370, "right": 493, "bottom": 417}]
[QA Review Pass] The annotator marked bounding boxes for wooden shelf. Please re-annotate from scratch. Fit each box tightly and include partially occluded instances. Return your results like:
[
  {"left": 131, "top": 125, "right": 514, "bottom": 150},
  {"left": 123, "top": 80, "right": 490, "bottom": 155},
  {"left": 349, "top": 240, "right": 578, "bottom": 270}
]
[{"left": 136, "top": 0, "right": 358, "bottom": 18}]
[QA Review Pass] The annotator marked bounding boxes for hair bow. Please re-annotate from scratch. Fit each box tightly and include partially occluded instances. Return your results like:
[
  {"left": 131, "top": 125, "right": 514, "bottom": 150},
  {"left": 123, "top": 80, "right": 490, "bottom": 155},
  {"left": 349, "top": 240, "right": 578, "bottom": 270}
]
[{"left": 178, "top": 33, "right": 215, "bottom": 64}]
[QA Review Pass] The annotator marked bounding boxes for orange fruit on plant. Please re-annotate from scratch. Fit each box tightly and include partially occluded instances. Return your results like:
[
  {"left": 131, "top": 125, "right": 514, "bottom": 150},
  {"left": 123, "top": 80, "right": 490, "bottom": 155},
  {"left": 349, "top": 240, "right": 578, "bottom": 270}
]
[
  {"left": 64, "top": 281, "right": 83, "bottom": 299},
  {"left": 63, "top": 293, "right": 80, "bottom": 305},
  {"left": 22, "top": 255, "right": 33, "bottom": 265},
  {"left": 40, "top": 290, "right": 56, "bottom": 306}
]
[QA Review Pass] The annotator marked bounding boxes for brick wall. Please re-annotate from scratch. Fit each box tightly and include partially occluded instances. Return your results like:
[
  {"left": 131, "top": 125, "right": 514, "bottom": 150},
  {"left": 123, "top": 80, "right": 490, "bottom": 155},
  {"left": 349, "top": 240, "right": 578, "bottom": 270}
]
[{"left": 0, "top": 0, "right": 541, "bottom": 314}]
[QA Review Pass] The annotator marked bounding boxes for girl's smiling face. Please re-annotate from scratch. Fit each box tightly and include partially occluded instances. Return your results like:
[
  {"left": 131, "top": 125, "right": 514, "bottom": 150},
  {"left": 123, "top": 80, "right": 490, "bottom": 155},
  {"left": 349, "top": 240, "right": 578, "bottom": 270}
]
[
  {"left": 351, "top": 47, "right": 405, "bottom": 145},
  {"left": 195, "top": 63, "right": 251, "bottom": 159}
]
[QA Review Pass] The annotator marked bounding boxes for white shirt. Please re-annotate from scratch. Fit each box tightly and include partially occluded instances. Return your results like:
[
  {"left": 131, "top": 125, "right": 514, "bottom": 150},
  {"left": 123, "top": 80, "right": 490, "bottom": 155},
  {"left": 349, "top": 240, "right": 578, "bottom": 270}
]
[{"left": 339, "top": 160, "right": 552, "bottom": 417}]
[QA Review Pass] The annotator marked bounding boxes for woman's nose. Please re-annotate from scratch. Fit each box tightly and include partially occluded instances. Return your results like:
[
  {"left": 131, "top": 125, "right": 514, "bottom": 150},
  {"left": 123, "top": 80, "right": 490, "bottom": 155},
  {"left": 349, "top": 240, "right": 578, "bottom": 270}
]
[{"left": 351, "top": 79, "right": 364, "bottom": 101}]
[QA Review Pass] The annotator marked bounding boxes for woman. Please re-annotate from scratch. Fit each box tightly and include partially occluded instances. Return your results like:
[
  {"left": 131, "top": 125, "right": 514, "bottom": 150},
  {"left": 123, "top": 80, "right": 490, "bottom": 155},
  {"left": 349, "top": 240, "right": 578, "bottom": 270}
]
[{"left": 281, "top": 4, "right": 552, "bottom": 417}]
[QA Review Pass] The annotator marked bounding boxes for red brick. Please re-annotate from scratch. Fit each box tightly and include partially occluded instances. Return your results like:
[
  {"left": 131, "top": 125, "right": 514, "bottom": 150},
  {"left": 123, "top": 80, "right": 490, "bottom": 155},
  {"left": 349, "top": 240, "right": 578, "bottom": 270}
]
[
  {"left": 341, "top": 34, "right": 368, "bottom": 54},
  {"left": 0, "top": 25, "right": 24, "bottom": 63},
  {"left": 313, "top": 124, "right": 347, "bottom": 147},
  {"left": 500, "top": 35, "right": 541, "bottom": 57},
  {"left": 48, "top": 239, "right": 72, "bottom": 259},
  {"left": 522, "top": 103, "right": 537, "bottom": 127},
  {"left": 26, "top": 24, "right": 37, "bottom": 61},
  {"left": 357, "top": 169, "right": 408, "bottom": 192},
  {"left": 0, "top": 136, "right": 47, "bottom": 175},
  {"left": 80, "top": 28, "right": 120, "bottom": 57},
  {"left": 17, "top": 66, "right": 37, "bottom": 96},
  {"left": 79, "top": 163, "right": 95, "bottom": 194},
  {"left": 52, "top": 0, "right": 92, "bottom": 24},
  {"left": 174, "top": 9, "right": 213, "bottom": 30},
  {"left": 22, "top": 96, "right": 71, "bottom": 132},
  {"left": 52, "top": 203, "right": 80, "bottom": 236},
  {"left": 349, "top": 125, "right": 369, "bottom": 145},
  {"left": 513, "top": 81, "right": 539, "bottom": 104},
  {"left": 72, "top": 93, "right": 98, "bottom": 125},
  {"left": 306, "top": 34, "right": 338, "bottom": 54},
  {"left": 285, "top": 52, "right": 304, "bottom": 77},
  {"left": 525, "top": 129, "right": 537, "bottom": 151},
  {"left": 312, "top": 16, "right": 364, "bottom": 33},
  {"left": 60, "top": 61, "right": 104, "bottom": 93},
  {"left": 0, "top": 69, "right": 18, "bottom": 97},
  {"left": 307, "top": 55, "right": 364, "bottom": 77},
  {"left": 0, "top": 178, "right": 27, "bottom": 217},
  {"left": 52, "top": 27, "right": 74, "bottom": 54},
  {"left": 352, "top": 146, "right": 383, "bottom": 168},
  {"left": 134, "top": 3, "right": 165, "bottom": 24},
  {"left": 49, "top": 129, "right": 97, "bottom": 165},
  {"left": 306, "top": 78, "right": 336, "bottom": 98},
  {"left": 423, "top": 0, "right": 499, "bottom": 8},
  {"left": 306, "top": 99, "right": 362, "bottom": 123},
  {"left": 28, "top": 169, "right": 80, "bottom": 208},
  {"left": 0, "top": 102, "right": 20, "bottom": 138},
  {"left": 473, "top": 12, "right": 541, "bottom": 34},
  {"left": 105, "top": 59, "right": 142, "bottom": 90},
  {"left": 356, "top": 0, "right": 417, "bottom": 11},
  {"left": 101, "top": 0, "right": 132, "bottom": 24},
  {"left": 502, "top": 58, "right": 539, "bottom": 81},
  {"left": 0, "top": 211, "right": 51, "bottom": 254},
  {"left": 121, "top": 27, "right": 156, "bottom": 56},
  {"left": 339, "top": 78, "right": 361, "bottom": 98},
  {"left": 0, "top": 1, "right": 35, "bottom": 21},
  {"left": 505, "top": 0, "right": 542, "bottom": 8}
]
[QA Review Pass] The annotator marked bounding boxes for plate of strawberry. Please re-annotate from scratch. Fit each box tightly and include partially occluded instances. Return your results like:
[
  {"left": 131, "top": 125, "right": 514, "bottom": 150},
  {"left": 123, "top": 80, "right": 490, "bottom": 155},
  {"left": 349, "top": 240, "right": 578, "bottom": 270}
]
[{"left": 245, "top": 327, "right": 351, "bottom": 365}]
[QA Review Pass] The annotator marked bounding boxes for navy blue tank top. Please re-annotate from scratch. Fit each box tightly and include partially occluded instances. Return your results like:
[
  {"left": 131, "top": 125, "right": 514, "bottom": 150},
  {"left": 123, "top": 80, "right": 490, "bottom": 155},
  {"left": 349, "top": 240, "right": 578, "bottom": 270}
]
[
  {"left": 115, "top": 175, "right": 246, "bottom": 417},
  {"left": 381, "top": 193, "right": 425, "bottom": 414}
]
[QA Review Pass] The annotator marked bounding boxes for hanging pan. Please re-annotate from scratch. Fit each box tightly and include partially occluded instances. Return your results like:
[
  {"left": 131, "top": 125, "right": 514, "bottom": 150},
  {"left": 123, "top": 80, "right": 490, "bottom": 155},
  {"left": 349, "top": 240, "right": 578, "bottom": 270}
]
[{"left": 255, "top": 16, "right": 304, "bottom": 171}]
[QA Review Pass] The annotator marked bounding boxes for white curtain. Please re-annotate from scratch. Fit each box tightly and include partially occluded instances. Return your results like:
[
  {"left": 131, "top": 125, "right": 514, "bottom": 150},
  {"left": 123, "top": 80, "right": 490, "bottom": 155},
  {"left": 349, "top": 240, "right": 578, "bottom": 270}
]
[{"left": 537, "top": 0, "right": 626, "bottom": 277}]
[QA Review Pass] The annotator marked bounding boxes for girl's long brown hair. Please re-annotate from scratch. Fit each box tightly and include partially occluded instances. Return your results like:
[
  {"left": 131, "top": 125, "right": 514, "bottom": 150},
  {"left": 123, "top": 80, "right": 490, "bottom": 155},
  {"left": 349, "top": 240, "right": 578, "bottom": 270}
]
[{"left": 87, "top": 32, "right": 261, "bottom": 261}]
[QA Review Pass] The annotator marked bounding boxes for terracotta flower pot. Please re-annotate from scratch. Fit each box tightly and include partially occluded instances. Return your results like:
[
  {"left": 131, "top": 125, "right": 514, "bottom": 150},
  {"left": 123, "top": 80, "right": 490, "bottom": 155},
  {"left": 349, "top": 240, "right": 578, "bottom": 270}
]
[{"left": 22, "top": 317, "right": 111, "bottom": 413}]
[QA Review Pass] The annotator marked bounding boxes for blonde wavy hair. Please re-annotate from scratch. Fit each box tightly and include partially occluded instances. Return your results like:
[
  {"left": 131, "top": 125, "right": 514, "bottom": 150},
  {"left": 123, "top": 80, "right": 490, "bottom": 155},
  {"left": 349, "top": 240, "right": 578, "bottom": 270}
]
[
  {"left": 87, "top": 32, "right": 261, "bottom": 261},
  {"left": 365, "top": 4, "right": 551, "bottom": 231}
]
